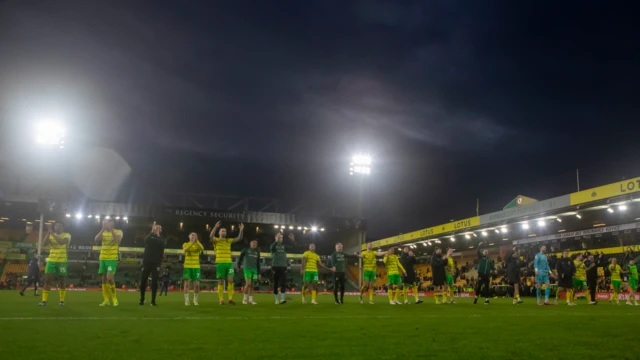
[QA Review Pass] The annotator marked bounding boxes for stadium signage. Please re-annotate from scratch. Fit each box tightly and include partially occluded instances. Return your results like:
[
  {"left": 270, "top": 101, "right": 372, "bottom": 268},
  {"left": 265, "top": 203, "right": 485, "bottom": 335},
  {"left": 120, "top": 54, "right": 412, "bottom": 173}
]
[
  {"left": 570, "top": 176, "right": 640, "bottom": 205},
  {"left": 364, "top": 216, "right": 480, "bottom": 249},
  {"left": 371, "top": 177, "right": 640, "bottom": 249},
  {"left": 512, "top": 222, "right": 639, "bottom": 245},
  {"left": 479, "top": 195, "right": 570, "bottom": 224},
  {"left": 174, "top": 209, "right": 245, "bottom": 220},
  {"left": 13, "top": 242, "right": 35, "bottom": 249}
]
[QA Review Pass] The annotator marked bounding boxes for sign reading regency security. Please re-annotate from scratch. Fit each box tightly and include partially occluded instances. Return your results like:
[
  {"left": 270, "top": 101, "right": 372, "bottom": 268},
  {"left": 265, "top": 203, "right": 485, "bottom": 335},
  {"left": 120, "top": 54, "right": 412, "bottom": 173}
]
[{"left": 173, "top": 209, "right": 245, "bottom": 220}]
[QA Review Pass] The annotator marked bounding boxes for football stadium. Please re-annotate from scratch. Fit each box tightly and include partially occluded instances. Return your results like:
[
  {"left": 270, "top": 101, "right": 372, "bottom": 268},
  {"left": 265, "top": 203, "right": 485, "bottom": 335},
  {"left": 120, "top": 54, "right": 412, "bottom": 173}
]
[
  {"left": 2, "top": 175, "right": 640, "bottom": 359},
  {"left": 3, "top": 3, "right": 640, "bottom": 360}
]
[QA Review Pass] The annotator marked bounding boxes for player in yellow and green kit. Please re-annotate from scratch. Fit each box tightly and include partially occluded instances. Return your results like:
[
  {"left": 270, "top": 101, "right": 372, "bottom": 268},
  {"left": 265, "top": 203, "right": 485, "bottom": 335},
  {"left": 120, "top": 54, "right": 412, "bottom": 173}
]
[
  {"left": 608, "top": 258, "right": 626, "bottom": 305},
  {"left": 355, "top": 242, "right": 384, "bottom": 304},
  {"left": 95, "top": 218, "right": 123, "bottom": 307},
  {"left": 383, "top": 247, "right": 406, "bottom": 305},
  {"left": 39, "top": 221, "right": 71, "bottom": 306},
  {"left": 210, "top": 221, "right": 244, "bottom": 305},
  {"left": 444, "top": 248, "right": 456, "bottom": 304},
  {"left": 301, "top": 244, "right": 329, "bottom": 304},
  {"left": 183, "top": 232, "right": 204, "bottom": 306},
  {"left": 571, "top": 254, "right": 587, "bottom": 305}
]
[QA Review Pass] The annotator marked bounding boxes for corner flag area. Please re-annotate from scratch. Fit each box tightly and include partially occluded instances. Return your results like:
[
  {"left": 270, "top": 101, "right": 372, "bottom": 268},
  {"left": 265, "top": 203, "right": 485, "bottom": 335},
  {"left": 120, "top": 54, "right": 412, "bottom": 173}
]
[{"left": 0, "top": 291, "right": 638, "bottom": 359}]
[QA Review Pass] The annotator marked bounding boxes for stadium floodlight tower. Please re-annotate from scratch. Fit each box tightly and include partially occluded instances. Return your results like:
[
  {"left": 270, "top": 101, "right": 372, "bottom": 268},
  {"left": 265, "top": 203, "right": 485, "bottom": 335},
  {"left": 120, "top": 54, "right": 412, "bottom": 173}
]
[{"left": 350, "top": 154, "right": 372, "bottom": 290}]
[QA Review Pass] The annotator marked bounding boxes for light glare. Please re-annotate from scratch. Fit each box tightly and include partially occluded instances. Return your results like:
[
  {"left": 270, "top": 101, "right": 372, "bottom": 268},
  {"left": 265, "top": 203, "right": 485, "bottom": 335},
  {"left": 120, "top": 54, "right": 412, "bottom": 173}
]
[{"left": 35, "top": 122, "right": 66, "bottom": 147}]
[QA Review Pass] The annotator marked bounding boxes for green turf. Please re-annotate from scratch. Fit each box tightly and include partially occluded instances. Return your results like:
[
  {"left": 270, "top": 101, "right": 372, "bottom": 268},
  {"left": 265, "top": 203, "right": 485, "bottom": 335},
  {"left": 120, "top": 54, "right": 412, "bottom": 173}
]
[{"left": 0, "top": 291, "right": 638, "bottom": 359}]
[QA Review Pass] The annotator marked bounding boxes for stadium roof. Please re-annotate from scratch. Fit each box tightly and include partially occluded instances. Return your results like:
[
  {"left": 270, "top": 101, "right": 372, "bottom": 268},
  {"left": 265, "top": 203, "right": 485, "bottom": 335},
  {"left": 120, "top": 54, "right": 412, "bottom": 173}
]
[{"left": 365, "top": 176, "right": 640, "bottom": 249}]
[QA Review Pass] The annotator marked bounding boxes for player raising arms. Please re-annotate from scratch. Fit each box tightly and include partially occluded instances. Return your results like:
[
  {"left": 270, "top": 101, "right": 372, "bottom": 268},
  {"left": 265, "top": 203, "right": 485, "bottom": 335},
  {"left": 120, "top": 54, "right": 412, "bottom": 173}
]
[
  {"left": 572, "top": 254, "right": 588, "bottom": 305},
  {"left": 210, "top": 221, "right": 244, "bottom": 305},
  {"left": 183, "top": 232, "right": 204, "bottom": 306},
  {"left": 95, "top": 219, "right": 123, "bottom": 307},
  {"left": 354, "top": 243, "right": 384, "bottom": 304},
  {"left": 555, "top": 250, "right": 576, "bottom": 306},
  {"left": 39, "top": 222, "right": 71, "bottom": 306},
  {"left": 301, "top": 244, "right": 330, "bottom": 304},
  {"left": 444, "top": 248, "right": 456, "bottom": 304},
  {"left": 534, "top": 245, "right": 555, "bottom": 306},
  {"left": 400, "top": 248, "right": 423, "bottom": 304},
  {"left": 238, "top": 239, "right": 261, "bottom": 305},
  {"left": 383, "top": 247, "right": 406, "bottom": 305},
  {"left": 431, "top": 247, "right": 448, "bottom": 304},
  {"left": 608, "top": 257, "right": 626, "bottom": 305}
]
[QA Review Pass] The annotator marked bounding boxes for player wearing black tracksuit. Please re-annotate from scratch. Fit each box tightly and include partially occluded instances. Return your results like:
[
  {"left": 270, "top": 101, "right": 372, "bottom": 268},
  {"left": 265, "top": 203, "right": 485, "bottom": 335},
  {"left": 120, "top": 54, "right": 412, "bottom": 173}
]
[
  {"left": 555, "top": 253, "right": 575, "bottom": 305},
  {"left": 140, "top": 224, "right": 165, "bottom": 306},
  {"left": 400, "top": 249, "right": 423, "bottom": 304},
  {"left": 584, "top": 252, "right": 606, "bottom": 304},
  {"left": 505, "top": 247, "right": 524, "bottom": 304},
  {"left": 430, "top": 248, "right": 447, "bottom": 303},
  {"left": 20, "top": 256, "right": 41, "bottom": 296},
  {"left": 159, "top": 269, "right": 170, "bottom": 296},
  {"left": 474, "top": 242, "right": 495, "bottom": 305}
]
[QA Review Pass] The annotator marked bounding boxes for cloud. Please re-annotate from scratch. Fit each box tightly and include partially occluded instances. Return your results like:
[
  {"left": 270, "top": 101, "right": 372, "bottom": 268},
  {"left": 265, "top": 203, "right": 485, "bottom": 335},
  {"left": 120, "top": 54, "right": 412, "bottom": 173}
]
[{"left": 296, "top": 73, "right": 508, "bottom": 153}]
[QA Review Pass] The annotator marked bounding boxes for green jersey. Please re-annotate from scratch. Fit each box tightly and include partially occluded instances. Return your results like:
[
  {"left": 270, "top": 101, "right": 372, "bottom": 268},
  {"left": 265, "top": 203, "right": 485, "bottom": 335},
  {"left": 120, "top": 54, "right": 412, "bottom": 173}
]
[
  {"left": 330, "top": 251, "right": 346, "bottom": 273},
  {"left": 628, "top": 264, "right": 638, "bottom": 280},
  {"left": 269, "top": 241, "right": 288, "bottom": 267},
  {"left": 237, "top": 247, "right": 260, "bottom": 270}
]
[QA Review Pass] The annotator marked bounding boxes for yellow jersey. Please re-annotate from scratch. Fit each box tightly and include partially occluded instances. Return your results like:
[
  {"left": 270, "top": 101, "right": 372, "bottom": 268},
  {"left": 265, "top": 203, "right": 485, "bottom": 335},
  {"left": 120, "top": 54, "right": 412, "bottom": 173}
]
[
  {"left": 100, "top": 229, "right": 123, "bottom": 261},
  {"left": 383, "top": 254, "right": 405, "bottom": 276},
  {"left": 303, "top": 251, "right": 320, "bottom": 272},
  {"left": 574, "top": 260, "right": 586, "bottom": 280},
  {"left": 445, "top": 257, "right": 455, "bottom": 275},
  {"left": 213, "top": 237, "right": 233, "bottom": 263},
  {"left": 609, "top": 264, "right": 622, "bottom": 281},
  {"left": 362, "top": 250, "right": 377, "bottom": 272},
  {"left": 48, "top": 232, "right": 71, "bottom": 262},
  {"left": 183, "top": 241, "right": 204, "bottom": 269}
]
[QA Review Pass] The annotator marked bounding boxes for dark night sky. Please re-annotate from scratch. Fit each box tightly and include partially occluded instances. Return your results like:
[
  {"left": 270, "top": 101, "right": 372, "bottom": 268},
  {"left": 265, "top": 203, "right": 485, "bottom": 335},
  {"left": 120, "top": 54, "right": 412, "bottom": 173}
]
[{"left": 1, "top": 0, "right": 640, "bottom": 239}]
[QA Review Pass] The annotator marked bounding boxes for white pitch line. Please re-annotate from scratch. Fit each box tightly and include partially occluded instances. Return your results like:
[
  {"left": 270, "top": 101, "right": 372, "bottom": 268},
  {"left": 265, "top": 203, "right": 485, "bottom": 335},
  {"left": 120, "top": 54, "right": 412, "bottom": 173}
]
[{"left": 1, "top": 313, "right": 639, "bottom": 321}]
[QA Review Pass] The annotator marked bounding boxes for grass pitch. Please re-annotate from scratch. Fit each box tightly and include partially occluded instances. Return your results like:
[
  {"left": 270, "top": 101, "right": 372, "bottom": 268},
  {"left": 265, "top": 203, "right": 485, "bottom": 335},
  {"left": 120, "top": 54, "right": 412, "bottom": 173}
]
[{"left": 0, "top": 291, "right": 638, "bottom": 359}]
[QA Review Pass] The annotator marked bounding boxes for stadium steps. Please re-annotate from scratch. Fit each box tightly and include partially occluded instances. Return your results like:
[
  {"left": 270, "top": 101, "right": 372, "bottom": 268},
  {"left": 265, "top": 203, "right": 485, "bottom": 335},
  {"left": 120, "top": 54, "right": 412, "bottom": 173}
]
[{"left": 1, "top": 263, "right": 28, "bottom": 281}]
